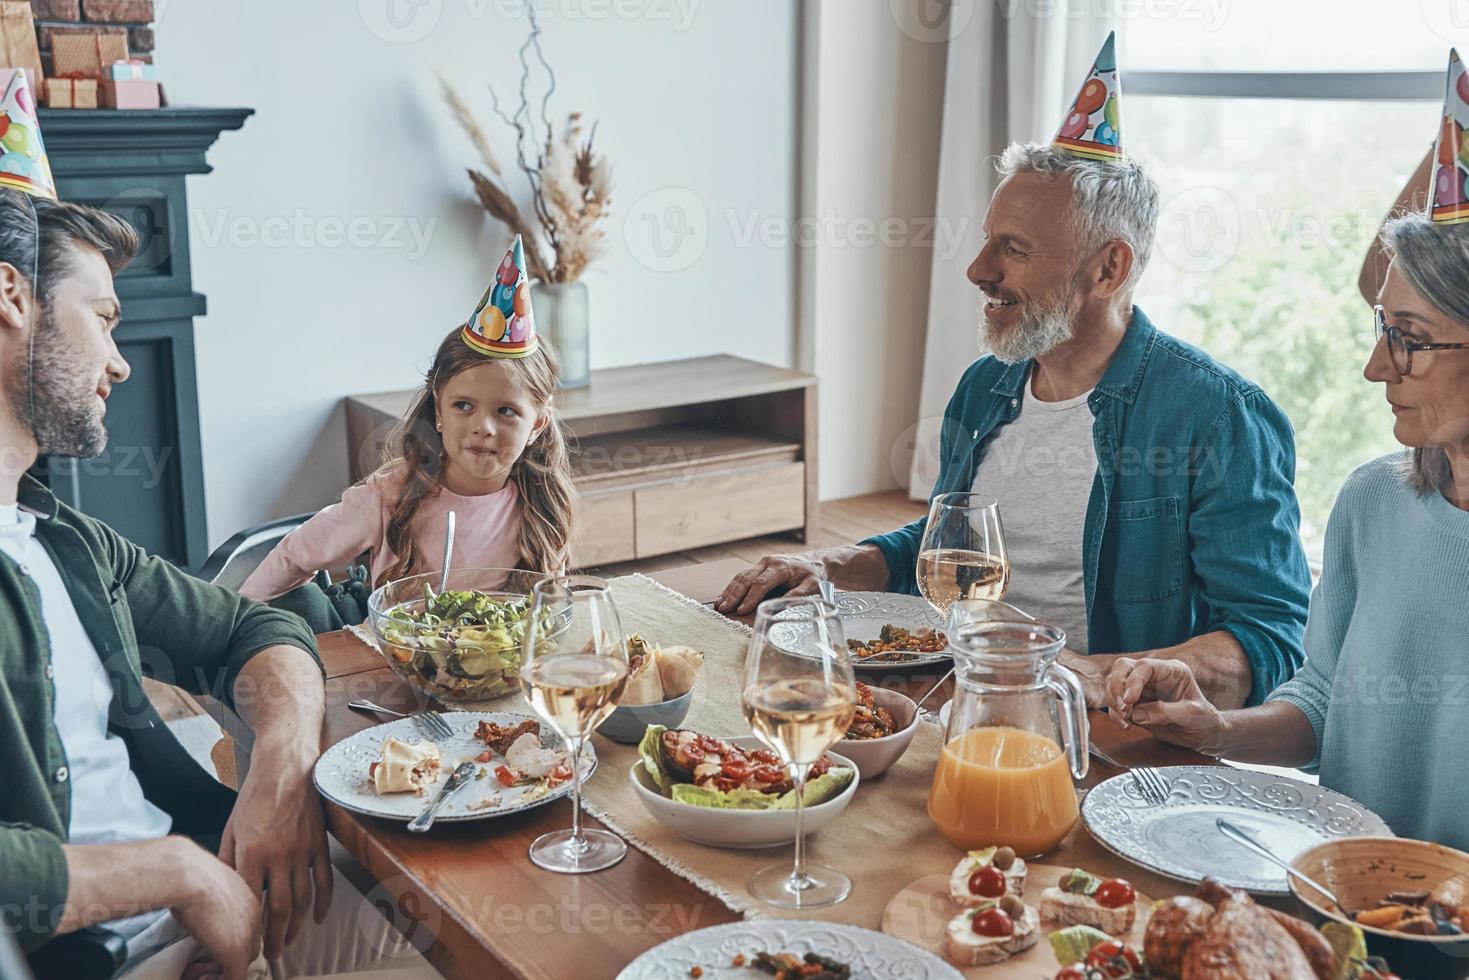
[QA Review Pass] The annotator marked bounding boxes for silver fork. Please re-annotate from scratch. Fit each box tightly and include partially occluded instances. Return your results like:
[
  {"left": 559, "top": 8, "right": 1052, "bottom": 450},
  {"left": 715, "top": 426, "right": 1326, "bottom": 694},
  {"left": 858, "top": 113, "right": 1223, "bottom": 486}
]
[
  {"left": 1131, "top": 766, "right": 1171, "bottom": 806},
  {"left": 348, "top": 699, "right": 454, "bottom": 740}
]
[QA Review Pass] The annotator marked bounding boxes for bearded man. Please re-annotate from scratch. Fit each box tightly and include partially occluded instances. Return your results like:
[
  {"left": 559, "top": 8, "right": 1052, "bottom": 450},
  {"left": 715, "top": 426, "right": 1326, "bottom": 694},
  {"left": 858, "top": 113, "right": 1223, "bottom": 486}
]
[{"left": 720, "top": 130, "right": 1312, "bottom": 711}]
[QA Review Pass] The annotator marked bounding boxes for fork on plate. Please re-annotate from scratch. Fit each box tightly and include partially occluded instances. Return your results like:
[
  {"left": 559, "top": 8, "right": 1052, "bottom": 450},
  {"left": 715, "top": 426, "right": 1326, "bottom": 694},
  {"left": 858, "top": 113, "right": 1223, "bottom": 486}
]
[
  {"left": 348, "top": 698, "right": 455, "bottom": 740},
  {"left": 1131, "top": 766, "right": 1171, "bottom": 805}
]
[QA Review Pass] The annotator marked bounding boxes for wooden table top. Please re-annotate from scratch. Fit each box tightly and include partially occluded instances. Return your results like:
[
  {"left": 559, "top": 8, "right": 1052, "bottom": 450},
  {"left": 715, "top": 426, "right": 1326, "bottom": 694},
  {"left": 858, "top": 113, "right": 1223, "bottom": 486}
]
[{"left": 231, "top": 561, "right": 1221, "bottom": 980}]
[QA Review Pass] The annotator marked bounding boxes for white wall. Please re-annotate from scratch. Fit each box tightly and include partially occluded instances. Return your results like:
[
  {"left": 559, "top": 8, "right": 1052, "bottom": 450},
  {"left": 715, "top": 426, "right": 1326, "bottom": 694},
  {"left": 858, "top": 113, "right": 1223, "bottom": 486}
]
[
  {"left": 806, "top": 0, "right": 946, "bottom": 501},
  {"left": 155, "top": 0, "right": 799, "bottom": 546}
]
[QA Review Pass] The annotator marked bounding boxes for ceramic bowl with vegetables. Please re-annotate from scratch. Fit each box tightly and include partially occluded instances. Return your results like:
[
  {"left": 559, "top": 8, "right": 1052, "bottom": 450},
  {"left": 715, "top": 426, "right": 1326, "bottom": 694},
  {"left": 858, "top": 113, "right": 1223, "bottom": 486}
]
[{"left": 367, "top": 568, "right": 556, "bottom": 705}]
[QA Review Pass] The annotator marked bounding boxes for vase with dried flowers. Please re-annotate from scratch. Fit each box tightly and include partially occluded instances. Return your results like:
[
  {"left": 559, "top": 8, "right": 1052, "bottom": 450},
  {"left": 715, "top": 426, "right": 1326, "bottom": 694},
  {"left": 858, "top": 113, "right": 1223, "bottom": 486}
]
[{"left": 440, "top": 6, "right": 611, "bottom": 388}]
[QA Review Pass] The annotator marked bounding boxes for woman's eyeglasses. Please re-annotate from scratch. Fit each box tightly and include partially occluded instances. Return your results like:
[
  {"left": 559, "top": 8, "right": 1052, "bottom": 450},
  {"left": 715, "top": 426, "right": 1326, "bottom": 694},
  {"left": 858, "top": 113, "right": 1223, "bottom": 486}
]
[{"left": 1374, "top": 305, "right": 1469, "bottom": 377}]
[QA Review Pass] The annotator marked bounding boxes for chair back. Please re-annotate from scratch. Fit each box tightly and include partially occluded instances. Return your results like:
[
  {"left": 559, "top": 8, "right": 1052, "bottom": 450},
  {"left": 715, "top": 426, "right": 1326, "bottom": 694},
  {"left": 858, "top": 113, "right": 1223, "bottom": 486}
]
[{"left": 195, "top": 513, "right": 318, "bottom": 590}]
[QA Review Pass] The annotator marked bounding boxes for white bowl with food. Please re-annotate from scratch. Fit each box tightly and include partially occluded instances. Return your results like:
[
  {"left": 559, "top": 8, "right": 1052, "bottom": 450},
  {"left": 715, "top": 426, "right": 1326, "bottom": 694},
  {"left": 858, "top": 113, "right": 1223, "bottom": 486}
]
[
  {"left": 833, "top": 683, "right": 919, "bottom": 779},
  {"left": 628, "top": 727, "right": 859, "bottom": 849}
]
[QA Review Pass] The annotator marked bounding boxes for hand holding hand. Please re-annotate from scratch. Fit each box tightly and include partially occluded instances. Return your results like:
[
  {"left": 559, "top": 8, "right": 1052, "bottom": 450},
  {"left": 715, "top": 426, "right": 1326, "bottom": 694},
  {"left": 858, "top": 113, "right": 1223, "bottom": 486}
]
[{"left": 1104, "top": 657, "right": 1230, "bottom": 757}]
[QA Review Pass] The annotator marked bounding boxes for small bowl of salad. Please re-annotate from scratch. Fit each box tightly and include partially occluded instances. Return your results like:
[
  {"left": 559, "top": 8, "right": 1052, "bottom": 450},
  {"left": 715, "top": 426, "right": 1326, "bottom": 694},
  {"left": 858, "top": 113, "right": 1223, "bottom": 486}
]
[{"left": 367, "top": 567, "right": 556, "bottom": 705}]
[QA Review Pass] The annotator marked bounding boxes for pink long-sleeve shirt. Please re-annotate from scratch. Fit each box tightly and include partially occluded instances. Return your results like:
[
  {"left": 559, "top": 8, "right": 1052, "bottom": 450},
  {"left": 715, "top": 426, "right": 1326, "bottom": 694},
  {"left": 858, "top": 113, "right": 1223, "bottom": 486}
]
[{"left": 239, "top": 465, "right": 523, "bottom": 602}]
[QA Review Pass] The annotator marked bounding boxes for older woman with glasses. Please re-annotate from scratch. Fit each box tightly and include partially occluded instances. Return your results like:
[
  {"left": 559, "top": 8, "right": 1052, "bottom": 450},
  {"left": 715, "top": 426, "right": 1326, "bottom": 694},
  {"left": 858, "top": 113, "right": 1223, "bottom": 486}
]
[{"left": 1099, "top": 137, "right": 1469, "bottom": 851}]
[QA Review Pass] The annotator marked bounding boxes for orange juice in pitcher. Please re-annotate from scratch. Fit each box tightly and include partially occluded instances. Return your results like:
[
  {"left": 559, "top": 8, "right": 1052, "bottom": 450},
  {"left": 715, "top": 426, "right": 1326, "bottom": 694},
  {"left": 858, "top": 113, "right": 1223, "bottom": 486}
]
[{"left": 927, "top": 614, "right": 1088, "bottom": 857}]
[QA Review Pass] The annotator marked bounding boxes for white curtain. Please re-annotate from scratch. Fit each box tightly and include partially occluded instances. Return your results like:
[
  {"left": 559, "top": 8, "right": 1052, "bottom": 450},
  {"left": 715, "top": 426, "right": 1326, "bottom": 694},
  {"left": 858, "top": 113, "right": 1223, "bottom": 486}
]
[{"left": 906, "top": 3, "right": 1112, "bottom": 498}]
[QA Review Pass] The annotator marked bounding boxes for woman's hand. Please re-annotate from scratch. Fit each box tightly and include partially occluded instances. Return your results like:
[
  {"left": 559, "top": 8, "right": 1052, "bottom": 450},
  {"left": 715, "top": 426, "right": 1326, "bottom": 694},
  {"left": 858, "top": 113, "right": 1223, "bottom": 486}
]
[{"left": 1104, "top": 658, "right": 1232, "bottom": 757}]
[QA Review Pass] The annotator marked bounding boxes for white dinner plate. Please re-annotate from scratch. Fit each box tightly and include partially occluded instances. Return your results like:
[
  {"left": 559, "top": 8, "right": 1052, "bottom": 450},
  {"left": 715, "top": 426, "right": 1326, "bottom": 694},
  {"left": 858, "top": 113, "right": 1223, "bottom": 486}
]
[
  {"left": 1082, "top": 765, "right": 1393, "bottom": 894},
  {"left": 770, "top": 591, "right": 948, "bottom": 672},
  {"left": 313, "top": 711, "right": 595, "bottom": 823},
  {"left": 616, "top": 921, "right": 963, "bottom": 979}
]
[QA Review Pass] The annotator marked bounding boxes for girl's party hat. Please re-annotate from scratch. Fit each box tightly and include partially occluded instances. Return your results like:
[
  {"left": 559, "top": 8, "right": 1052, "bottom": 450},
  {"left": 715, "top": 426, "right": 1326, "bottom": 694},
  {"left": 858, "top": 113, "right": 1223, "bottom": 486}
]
[
  {"left": 1430, "top": 49, "right": 1469, "bottom": 225},
  {"left": 1053, "top": 32, "right": 1123, "bottom": 162},
  {"left": 462, "top": 235, "right": 539, "bottom": 359},
  {"left": 0, "top": 70, "right": 56, "bottom": 200}
]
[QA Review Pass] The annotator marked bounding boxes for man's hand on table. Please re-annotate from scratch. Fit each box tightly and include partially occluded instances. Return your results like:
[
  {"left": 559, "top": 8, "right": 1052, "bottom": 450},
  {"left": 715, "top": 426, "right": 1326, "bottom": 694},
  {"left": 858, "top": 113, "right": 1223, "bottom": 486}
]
[
  {"left": 1058, "top": 650, "right": 1109, "bottom": 708},
  {"left": 1105, "top": 658, "right": 1229, "bottom": 757},
  {"left": 223, "top": 644, "right": 332, "bottom": 958},
  {"left": 218, "top": 731, "right": 333, "bottom": 958},
  {"left": 715, "top": 545, "right": 890, "bottom": 615}
]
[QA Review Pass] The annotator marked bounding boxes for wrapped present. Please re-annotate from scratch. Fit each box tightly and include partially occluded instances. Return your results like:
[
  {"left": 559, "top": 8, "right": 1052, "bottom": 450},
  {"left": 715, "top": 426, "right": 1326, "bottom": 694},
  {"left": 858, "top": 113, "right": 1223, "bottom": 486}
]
[
  {"left": 100, "top": 77, "right": 159, "bottom": 110},
  {"left": 0, "top": 1, "right": 43, "bottom": 90},
  {"left": 106, "top": 59, "right": 156, "bottom": 82},
  {"left": 43, "top": 74, "right": 98, "bottom": 108},
  {"left": 52, "top": 31, "right": 128, "bottom": 78}
]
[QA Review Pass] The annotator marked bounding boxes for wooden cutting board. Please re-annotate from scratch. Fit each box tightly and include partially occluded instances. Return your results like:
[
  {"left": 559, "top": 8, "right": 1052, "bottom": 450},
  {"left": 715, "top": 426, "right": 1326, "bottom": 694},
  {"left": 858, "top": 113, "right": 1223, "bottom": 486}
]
[{"left": 882, "top": 863, "right": 1155, "bottom": 978}]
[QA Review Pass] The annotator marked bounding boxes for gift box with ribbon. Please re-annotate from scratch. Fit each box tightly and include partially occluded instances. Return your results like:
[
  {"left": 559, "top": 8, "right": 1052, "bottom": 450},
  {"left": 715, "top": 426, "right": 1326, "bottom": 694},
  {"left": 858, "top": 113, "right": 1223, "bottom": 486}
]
[
  {"left": 52, "top": 31, "right": 129, "bottom": 78},
  {"left": 100, "top": 78, "right": 160, "bottom": 110},
  {"left": 106, "top": 59, "right": 157, "bottom": 82},
  {"left": 42, "top": 74, "right": 99, "bottom": 109}
]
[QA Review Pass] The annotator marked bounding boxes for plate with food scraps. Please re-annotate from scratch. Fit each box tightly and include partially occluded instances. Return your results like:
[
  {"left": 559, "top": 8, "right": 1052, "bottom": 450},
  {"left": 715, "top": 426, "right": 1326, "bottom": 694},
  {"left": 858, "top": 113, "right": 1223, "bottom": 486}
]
[
  {"left": 769, "top": 591, "right": 949, "bottom": 672},
  {"left": 616, "top": 921, "right": 962, "bottom": 980},
  {"left": 313, "top": 711, "right": 596, "bottom": 823},
  {"left": 1082, "top": 765, "right": 1393, "bottom": 895},
  {"left": 882, "top": 862, "right": 1154, "bottom": 978}
]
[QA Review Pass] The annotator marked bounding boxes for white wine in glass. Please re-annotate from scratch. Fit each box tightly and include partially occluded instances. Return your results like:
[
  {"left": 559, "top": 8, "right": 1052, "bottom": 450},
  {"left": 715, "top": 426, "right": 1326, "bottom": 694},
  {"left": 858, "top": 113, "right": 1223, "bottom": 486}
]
[
  {"left": 521, "top": 575, "right": 629, "bottom": 874},
  {"left": 742, "top": 597, "right": 857, "bottom": 910},
  {"left": 917, "top": 492, "right": 1009, "bottom": 618}
]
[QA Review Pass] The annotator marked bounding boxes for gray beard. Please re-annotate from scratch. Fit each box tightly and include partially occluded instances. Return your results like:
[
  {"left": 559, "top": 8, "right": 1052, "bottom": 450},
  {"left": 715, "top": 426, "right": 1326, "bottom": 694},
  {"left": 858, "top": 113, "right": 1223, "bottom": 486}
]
[
  {"left": 980, "top": 296, "right": 1076, "bottom": 365},
  {"left": 10, "top": 308, "right": 109, "bottom": 459}
]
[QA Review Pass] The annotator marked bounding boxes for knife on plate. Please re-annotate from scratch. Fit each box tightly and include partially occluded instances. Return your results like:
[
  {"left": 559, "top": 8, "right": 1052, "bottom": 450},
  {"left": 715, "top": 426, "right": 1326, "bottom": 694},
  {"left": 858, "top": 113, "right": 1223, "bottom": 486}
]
[{"left": 407, "top": 760, "right": 477, "bottom": 833}]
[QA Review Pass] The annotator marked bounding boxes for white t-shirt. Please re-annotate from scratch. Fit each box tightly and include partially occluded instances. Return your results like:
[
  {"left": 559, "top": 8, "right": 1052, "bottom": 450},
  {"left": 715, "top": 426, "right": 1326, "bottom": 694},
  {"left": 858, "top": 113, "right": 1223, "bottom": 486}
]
[
  {"left": 0, "top": 504, "right": 176, "bottom": 957},
  {"left": 970, "top": 377, "right": 1097, "bottom": 653}
]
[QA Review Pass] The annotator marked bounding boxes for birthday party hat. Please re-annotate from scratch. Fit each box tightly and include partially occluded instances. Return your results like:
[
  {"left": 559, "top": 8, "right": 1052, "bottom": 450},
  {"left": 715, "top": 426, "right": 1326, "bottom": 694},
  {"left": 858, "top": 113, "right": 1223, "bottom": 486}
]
[
  {"left": 1430, "top": 48, "right": 1469, "bottom": 225},
  {"left": 0, "top": 70, "right": 56, "bottom": 200},
  {"left": 462, "top": 235, "right": 539, "bottom": 359},
  {"left": 1053, "top": 32, "right": 1124, "bottom": 162}
]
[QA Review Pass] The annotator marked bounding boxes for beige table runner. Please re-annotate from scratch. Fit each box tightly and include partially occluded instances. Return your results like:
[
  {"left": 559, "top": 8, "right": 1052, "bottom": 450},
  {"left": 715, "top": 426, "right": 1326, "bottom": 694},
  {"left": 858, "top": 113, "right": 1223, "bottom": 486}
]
[{"left": 565, "top": 574, "right": 962, "bottom": 926}]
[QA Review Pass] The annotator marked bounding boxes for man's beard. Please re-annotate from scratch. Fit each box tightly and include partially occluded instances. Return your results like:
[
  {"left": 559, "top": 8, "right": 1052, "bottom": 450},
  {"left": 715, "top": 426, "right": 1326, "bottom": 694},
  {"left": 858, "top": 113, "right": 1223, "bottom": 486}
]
[
  {"left": 11, "top": 308, "right": 108, "bottom": 459},
  {"left": 979, "top": 282, "right": 1079, "bottom": 365}
]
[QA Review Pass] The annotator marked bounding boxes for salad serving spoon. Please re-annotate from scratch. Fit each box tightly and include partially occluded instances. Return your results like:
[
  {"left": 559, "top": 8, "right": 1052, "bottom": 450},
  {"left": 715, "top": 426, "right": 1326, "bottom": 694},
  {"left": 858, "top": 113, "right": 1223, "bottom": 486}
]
[{"left": 438, "top": 510, "right": 456, "bottom": 594}]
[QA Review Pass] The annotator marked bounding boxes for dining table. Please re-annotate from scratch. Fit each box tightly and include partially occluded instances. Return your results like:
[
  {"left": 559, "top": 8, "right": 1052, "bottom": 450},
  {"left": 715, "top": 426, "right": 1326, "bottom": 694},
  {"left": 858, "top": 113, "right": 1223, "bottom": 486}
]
[{"left": 205, "top": 557, "right": 1228, "bottom": 980}]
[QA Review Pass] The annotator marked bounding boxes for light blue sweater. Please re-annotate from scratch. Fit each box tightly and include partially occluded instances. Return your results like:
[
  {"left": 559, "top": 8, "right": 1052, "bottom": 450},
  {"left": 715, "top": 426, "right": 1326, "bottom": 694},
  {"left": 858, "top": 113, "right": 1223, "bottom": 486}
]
[{"left": 1270, "top": 454, "right": 1469, "bottom": 852}]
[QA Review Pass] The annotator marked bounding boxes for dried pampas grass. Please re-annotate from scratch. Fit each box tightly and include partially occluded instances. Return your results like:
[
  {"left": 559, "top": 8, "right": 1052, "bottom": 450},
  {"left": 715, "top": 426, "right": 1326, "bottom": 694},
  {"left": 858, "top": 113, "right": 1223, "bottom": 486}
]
[{"left": 439, "top": 8, "right": 612, "bottom": 285}]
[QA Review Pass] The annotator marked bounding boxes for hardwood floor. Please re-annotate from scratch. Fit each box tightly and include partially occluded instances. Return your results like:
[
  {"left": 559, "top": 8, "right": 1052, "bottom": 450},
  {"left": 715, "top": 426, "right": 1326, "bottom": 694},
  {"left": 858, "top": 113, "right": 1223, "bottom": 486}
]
[{"left": 148, "top": 490, "right": 926, "bottom": 721}]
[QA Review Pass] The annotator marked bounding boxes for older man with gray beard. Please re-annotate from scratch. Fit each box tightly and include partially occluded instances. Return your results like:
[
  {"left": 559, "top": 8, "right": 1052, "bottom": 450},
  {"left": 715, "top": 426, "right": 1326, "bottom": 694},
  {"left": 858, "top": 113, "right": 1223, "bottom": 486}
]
[{"left": 720, "top": 139, "right": 1312, "bottom": 712}]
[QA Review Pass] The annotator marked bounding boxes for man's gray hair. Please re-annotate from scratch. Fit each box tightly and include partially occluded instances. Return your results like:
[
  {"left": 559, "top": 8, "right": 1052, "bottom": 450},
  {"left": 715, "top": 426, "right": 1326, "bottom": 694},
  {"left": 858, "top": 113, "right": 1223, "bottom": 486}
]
[
  {"left": 1381, "top": 212, "right": 1469, "bottom": 495},
  {"left": 996, "top": 142, "right": 1160, "bottom": 286}
]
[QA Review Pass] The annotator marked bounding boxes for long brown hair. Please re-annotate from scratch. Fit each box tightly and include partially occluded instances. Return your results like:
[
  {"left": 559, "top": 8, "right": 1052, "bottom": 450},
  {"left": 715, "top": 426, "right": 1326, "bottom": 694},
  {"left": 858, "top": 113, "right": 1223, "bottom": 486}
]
[{"left": 376, "top": 327, "right": 574, "bottom": 584}]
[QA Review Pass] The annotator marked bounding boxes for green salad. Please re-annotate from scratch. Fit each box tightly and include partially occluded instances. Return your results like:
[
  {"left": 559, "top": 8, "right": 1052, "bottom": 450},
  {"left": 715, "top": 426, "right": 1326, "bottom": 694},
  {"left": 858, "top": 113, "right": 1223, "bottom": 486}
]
[{"left": 376, "top": 585, "right": 538, "bottom": 700}]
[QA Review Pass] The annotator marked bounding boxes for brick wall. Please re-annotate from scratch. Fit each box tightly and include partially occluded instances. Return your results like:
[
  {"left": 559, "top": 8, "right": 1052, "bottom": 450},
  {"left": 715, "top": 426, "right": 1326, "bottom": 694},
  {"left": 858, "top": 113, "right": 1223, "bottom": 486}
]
[{"left": 29, "top": 0, "right": 155, "bottom": 77}]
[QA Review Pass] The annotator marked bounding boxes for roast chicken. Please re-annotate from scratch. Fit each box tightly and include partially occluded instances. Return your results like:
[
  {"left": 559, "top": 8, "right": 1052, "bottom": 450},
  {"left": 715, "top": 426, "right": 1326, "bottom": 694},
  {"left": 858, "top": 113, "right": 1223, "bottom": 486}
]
[{"left": 1143, "top": 879, "right": 1335, "bottom": 980}]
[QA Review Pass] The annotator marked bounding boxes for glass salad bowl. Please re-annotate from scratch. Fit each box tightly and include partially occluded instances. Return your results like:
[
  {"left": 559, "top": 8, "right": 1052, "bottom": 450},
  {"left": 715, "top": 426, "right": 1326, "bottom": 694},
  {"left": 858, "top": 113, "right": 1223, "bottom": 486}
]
[{"left": 367, "top": 567, "right": 559, "bottom": 706}]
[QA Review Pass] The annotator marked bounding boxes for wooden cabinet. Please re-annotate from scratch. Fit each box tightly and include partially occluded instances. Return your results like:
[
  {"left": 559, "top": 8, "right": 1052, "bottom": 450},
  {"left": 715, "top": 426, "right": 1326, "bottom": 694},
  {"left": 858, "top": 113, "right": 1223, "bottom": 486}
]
[{"left": 345, "top": 356, "right": 817, "bottom": 567}]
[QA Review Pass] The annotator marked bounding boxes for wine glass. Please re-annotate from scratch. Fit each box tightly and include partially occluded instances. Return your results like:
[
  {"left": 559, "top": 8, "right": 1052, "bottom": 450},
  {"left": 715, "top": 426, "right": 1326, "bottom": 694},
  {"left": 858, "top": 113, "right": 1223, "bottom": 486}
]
[
  {"left": 917, "top": 492, "right": 1010, "bottom": 619},
  {"left": 742, "top": 596, "right": 858, "bottom": 909},
  {"left": 521, "top": 575, "right": 629, "bottom": 874}
]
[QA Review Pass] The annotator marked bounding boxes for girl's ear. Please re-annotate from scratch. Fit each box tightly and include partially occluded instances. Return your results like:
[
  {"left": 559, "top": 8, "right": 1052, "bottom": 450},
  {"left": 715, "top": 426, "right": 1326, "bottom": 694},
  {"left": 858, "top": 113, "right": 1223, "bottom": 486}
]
[{"left": 530, "top": 409, "right": 551, "bottom": 443}]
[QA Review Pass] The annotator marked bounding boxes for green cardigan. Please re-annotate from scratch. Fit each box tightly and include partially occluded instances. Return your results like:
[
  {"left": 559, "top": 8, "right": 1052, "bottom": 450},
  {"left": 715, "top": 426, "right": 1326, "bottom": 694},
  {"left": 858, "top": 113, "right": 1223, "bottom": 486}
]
[{"left": 0, "top": 477, "right": 320, "bottom": 952}]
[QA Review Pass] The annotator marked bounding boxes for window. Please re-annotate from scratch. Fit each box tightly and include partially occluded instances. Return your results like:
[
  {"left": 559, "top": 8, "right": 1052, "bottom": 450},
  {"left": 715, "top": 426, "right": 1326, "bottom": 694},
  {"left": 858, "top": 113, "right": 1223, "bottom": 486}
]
[{"left": 1119, "top": 5, "right": 1444, "bottom": 555}]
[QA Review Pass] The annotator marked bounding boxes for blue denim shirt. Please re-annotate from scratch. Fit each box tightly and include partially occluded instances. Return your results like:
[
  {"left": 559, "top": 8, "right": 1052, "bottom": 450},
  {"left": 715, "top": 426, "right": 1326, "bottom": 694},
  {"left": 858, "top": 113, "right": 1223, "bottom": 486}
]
[{"left": 864, "top": 307, "right": 1311, "bottom": 706}]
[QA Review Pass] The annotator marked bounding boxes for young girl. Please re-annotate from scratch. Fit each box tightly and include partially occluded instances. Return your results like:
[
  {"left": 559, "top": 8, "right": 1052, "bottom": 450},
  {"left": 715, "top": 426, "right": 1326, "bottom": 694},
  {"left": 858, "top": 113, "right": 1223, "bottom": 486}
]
[{"left": 241, "top": 237, "right": 575, "bottom": 602}]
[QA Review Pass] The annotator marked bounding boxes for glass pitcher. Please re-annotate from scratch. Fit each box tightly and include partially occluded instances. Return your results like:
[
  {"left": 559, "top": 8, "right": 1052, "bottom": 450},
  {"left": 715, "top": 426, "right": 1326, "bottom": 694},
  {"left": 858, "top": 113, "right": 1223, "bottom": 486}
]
[{"left": 927, "top": 617, "right": 1089, "bottom": 857}]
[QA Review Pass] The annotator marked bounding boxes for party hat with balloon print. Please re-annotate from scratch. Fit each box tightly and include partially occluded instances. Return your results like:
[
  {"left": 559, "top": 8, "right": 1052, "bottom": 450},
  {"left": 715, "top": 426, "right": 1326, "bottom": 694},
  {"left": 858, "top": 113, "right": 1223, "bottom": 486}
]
[
  {"left": 1430, "top": 48, "right": 1469, "bottom": 225},
  {"left": 0, "top": 70, "right": 56, "bottom": 200},
  {"left": 1053, "top": 31, "right": 1124, "bottom": 162},
  {"left": 463, "top": 235, "right": 539, "bottom": 359}
]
